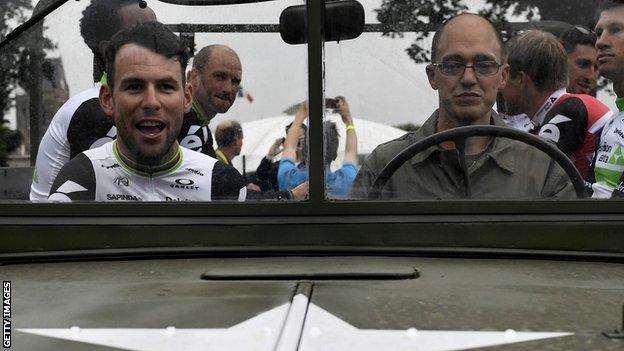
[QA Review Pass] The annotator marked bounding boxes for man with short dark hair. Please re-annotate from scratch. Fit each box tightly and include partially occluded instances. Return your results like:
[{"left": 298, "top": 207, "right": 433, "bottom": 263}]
[
  {"left": 184, "top": 45, "right": 243, "bottom": 157},
  {"left": 351, "top": 14, "right": 573, "bottom": 199},
  {"left": 80, "top": 0, "right": 157, "bottom": 82},
  {"left": 30, "top": 0, "right": 158, "bottom": 201},
  {"left": 48, "top": 22, "right": 247, "bottom": 202},
  {"left": 214, "top": 120, "right": 243, "bottom": 165},
  {"left": 560, "top": 25, "right": 600, "bottom": 95},
  {"left": 543, "top": 23, "right": 601, "bottom": 96},
  {"left": 501, "top": 30, "right": 612, "bottom": 180},
  {"left": 590, "top": 0, "right": 624, "bottom": 197}
]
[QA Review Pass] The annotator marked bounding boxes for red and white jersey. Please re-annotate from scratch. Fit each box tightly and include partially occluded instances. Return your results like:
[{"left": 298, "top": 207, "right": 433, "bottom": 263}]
[
  {"left": 542, "top": 92, "right": 613, "bottom": 179},
  {"left": 505, "top": 89, "right": 613, "bottom": 180}
]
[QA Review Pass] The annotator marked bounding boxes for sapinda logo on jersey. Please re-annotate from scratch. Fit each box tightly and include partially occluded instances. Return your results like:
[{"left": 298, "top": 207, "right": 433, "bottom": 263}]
[{"left": 106, "top": 194, "right": 141, "bottom": 201}]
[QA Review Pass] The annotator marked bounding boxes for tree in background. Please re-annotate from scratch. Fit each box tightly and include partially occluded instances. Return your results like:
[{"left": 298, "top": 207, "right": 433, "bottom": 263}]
[
  {"left": 0, "top": 120, "right": 23, "bottom": 166},
  {"left": 0, "top": 0, "right": 55, "bottom": 165},
  {"left": 376, "top": 0, "right": 598, "bottom": 64}
]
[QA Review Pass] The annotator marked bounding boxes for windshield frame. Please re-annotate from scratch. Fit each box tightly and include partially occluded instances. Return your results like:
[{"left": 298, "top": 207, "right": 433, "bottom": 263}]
[{"left": 1, "top": 0, "right": 624, "bottom": 261}]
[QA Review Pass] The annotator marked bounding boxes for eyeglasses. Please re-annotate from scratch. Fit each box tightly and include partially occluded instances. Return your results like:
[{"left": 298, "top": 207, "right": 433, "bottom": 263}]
[{"left": 432, "top": 61, "right": 502, "bottom": 77}]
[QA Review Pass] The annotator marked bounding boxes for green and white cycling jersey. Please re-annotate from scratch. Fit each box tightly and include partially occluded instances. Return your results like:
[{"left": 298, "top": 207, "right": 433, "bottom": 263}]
[
  {"left": 48, "top": 141, "right": 246, "bottom": 202},
  {"left": 591, "top": 111, "right": 624, "bottom": 198}
]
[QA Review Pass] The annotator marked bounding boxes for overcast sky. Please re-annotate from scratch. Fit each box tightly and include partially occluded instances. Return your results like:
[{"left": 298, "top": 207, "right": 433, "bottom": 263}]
[{"left": 6, "top": 0, "right": 616, "bottom": 130}]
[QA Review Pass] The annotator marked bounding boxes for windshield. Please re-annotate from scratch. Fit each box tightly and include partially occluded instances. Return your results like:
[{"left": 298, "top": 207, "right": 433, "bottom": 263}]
[
  {"left": 1, "top": 4, "right": 623, "bottom": 351},
  {"left": 0, "top": 0, "right": 623, "bottom": 258},
  {"left": 1, "top": 0, "right": 617, "bottom": 203},
  {"left": 2, "top": 0, "right": 309, "bottom": 203}
]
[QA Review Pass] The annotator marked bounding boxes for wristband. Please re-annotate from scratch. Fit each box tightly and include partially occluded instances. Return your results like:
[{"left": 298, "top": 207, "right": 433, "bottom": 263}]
[{"left": 345, "top": 124, "right": 355, "bottom": 132}]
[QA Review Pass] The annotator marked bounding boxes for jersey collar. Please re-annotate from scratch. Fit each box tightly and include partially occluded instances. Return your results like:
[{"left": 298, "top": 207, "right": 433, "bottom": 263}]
[
  {"left": 532, "top": 88, "right": 567, "bottom": 126},
  {"left": 616, "top": 97, "right": 624, "bottom": 112},
  {"left": 215, "top": 149, "right": 230, "bottom": 165},
  {"left": 99, "top": 73, "right": 108, "bottom": 87},
  {"left": 113, "top": 141, "right": 183, "bottom": 177},
  {"left": 191, "top": 100, "right": 210, "bottom": 126}
]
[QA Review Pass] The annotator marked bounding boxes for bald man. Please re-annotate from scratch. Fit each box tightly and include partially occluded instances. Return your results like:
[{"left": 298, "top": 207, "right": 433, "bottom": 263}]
[
  {"left": 351, "top": 13, "right": 573, "bottom": 199},
  {"left": 214, "top": 119, "right": 243, "bottom": 165},
  {"left": 183, "top": 45, "right": 243, "bottom": 157}
]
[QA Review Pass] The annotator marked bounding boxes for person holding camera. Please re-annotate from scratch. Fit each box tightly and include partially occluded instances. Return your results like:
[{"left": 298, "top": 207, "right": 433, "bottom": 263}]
[
  {"left": 252, "top": 121, "right": 306, "bottom": 191},
  {"left": 277, "top": 96, "right": 359, "bottom": 199}
]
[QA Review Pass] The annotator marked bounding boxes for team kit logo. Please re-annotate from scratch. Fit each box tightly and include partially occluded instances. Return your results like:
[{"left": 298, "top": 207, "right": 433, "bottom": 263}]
[
  {"left": 113, "top": 176, "right": 129, "bottom": 187},
  {"left": 538, "top": 114, "right": 572, "bottom": 143},
  {"left": 170, "top": 178, "right": 199, "bottom": 190},
  {"left": 101, "top": 163, "right": 121, "bottom": 170},
  {"left": 185, "top": 168, "right": 204, "bottom": 177},
  {"left": 179, "top": 125, "right": 210, "bottom": 152},
  {"left": 106, "top": 194, "right": 141, "bottom": 201}
]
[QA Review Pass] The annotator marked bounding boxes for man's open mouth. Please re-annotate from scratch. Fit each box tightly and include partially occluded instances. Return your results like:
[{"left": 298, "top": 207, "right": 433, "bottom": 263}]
[{"left": 136, "top": 120, "right": 166, "bottom": 136}]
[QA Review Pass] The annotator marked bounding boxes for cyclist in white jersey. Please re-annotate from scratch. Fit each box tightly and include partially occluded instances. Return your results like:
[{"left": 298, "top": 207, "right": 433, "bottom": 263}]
[
  {"left": 49, "top": 141, "right": 246, "bottom": 201},
  {"left": 30, "top": 0, "right": 157, "bottom": 201},
  {"left": 590, "top": 1, "right": 624, "bottom": 198},
  {"left": 49, "top": 22, "right": 249, "bottom": 202}
]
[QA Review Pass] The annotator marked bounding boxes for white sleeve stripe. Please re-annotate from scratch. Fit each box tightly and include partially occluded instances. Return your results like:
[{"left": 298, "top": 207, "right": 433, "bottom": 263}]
[
  {"left": 588, "top": 110, "right": 614, "bottom": 134},
  {"left": 56, "top": 180, "right": 88, "bottom": 194}
]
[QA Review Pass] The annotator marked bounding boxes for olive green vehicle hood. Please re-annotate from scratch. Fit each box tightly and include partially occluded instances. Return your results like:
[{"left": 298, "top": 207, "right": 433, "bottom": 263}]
[{"left": 2, "top": 256, "right": 623, "bottom": 350}]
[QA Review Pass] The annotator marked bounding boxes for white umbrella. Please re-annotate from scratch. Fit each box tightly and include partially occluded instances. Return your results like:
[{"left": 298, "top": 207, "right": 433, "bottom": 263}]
[{"left": 230, "top": 114, "right": 407, "bottom": 175}]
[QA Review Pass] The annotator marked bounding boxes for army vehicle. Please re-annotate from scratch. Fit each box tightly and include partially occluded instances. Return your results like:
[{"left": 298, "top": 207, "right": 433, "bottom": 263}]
[{"left": 0, "top": 0, "right": 622, "bottom": 350}]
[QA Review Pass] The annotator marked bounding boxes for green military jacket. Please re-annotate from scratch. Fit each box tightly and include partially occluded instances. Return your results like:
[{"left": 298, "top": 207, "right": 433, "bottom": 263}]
[{"left": 350, "top": 110, "right": 574, "bottom": 200}]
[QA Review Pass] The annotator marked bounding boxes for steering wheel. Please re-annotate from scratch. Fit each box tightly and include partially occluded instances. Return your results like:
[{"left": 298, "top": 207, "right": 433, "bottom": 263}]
[{"left": 368, "top": 125, "right": 587, "bottom": 199}]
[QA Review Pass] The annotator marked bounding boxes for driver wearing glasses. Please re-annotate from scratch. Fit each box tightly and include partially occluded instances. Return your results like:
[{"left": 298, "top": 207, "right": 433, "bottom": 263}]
[{"left": 350, "top": 13, "right": 574, "bottom": 199}]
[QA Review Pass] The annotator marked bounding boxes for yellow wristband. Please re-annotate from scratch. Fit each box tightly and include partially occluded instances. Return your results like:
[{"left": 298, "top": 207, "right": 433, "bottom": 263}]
[{"left": 345, "top": 124, "right": 355, "bottom": 132}]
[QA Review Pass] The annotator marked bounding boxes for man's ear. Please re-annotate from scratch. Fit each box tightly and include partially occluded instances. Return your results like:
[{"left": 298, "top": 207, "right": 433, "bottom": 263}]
[
  {"left": 499, "top": 63, "right": 510, "bottom": 90},
  {"left": 99, "top": 84, "right": 114, "bottom": 116},
  {"left": 183, "top": 82, "right": 193, "bottom": 113},
  {"left": 187, "top": 68, "right": 199, "bottom": 88},
  {"left": 426, "top": 64, "right": 438, "bottom": 90}
]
